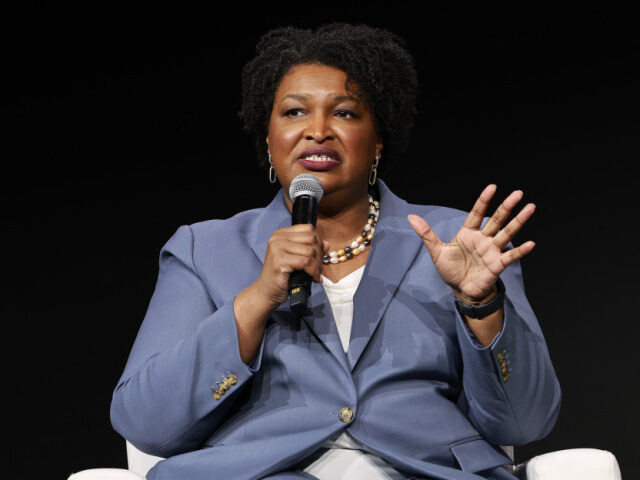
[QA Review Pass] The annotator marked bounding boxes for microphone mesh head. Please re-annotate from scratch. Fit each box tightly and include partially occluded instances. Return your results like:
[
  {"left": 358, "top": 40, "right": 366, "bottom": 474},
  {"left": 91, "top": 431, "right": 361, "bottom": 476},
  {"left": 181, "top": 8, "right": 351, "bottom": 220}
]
[{"left": 289, "top": 174, "right": 324, "bottom": 202}]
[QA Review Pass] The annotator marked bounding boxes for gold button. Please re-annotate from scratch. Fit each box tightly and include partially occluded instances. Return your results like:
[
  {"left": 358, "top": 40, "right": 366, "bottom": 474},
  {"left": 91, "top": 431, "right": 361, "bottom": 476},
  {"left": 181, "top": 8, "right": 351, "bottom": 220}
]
[{"left": 339, "top": 407, "right": 354, "bottom": 423}]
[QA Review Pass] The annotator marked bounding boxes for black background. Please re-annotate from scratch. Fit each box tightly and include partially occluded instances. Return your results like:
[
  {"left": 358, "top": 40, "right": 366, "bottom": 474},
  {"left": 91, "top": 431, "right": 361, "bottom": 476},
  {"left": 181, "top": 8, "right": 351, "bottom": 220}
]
[{"left": 4, "top": 2, "right": 639, "bottom": 478}]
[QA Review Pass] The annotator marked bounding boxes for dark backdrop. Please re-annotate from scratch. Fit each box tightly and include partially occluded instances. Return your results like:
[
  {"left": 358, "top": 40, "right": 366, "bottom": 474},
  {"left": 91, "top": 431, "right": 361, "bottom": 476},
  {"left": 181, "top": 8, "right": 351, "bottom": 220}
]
[{"left": 4, "top": 2, "right": 638, "bottom": 478}]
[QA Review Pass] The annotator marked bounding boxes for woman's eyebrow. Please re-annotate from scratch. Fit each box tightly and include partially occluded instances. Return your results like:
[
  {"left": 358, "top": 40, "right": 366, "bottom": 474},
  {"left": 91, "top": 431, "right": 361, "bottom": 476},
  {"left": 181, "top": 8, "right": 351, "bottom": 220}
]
[
  {"left": 279, "top": 93, "right": 360, "bottom": 103},
  {"left": 333, "top": 95, "right": 360, "bottom": 103},
  {"left": 281, "top": 93, "right": 307, "bottom": 102}
]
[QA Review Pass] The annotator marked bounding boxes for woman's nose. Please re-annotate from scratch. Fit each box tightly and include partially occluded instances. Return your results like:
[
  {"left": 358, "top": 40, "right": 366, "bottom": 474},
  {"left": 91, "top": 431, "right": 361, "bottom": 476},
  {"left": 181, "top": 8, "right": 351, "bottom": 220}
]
[{"left": 304, "top": 113, "right": 334, "bottom": 142}]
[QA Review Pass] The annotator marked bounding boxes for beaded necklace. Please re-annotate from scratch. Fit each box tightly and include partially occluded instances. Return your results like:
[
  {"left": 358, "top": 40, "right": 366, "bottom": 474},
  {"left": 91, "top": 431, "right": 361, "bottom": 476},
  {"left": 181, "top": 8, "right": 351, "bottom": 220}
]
[{"left": 322, "top": 195, "right": 380, "bottom": 265}]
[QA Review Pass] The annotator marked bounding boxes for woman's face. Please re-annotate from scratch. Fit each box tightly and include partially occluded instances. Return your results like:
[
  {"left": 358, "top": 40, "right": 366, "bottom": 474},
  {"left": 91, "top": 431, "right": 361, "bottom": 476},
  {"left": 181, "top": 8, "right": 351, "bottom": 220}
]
[{"left": 267, "top": 63, "right": 382, "bottom": 202}]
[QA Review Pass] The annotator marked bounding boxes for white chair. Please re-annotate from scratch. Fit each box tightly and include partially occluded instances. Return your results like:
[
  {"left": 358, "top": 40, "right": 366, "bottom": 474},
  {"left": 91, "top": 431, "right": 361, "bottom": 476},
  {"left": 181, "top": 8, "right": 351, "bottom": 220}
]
[
  {"left": 67, "top": 442, "right": 157, "bottom": 479},
  {"left": 68, "top": 441, "right": 622, "bottom": 479}
]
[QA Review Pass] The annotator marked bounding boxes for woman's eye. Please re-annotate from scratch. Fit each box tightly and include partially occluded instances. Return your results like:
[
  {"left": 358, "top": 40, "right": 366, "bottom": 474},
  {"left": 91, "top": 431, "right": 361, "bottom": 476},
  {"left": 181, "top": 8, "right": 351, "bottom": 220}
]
[
  {"left": 335, "top": 110, "right": 357, "bottom": 119},
  {"left": 283, "top": 108, "right": 305, "bottom": 117}
]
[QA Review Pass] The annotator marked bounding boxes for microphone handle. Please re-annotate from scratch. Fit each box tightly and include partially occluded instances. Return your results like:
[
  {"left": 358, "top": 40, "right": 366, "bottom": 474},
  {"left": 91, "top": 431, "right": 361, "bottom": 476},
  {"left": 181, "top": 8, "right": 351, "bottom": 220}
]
[
  {"left": 291, "top": 195, "right": 318, "bottom": 225},
  {"left": 288, "top": 195, "right": 318, "bottom": 314}
]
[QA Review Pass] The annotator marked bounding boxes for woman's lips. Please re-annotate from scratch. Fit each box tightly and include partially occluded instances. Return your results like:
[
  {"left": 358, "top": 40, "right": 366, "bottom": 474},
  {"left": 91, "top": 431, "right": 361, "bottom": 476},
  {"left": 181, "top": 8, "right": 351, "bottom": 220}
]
[{"left": 298, "top": 155, "right": 340, "bottom": 171}]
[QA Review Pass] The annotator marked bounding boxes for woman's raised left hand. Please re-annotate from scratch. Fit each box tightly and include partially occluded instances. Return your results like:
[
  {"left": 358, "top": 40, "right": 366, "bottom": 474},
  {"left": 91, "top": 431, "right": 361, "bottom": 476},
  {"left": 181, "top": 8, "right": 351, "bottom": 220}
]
[{"left": 408, "top": 185, "right": 536, "bottom": 304}]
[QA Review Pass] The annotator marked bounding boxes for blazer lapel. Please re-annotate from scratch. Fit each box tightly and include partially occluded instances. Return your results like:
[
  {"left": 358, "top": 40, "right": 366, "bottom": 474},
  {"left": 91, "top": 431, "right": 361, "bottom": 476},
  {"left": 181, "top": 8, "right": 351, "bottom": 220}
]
[
  {"left": 347, "top": 180, "right": 423, "bottom": 371},
  {"left": 248, "top": 181, "right": 423, "bottom": 373},
  {"left": 303, "top": 282, "right": 351, "bottom": 372},
  {"left": 249, "top": 189, "right": 350, "bottom": 373},
  {"left": 249, "top": 189, "right": 290, "bottom": 265}
]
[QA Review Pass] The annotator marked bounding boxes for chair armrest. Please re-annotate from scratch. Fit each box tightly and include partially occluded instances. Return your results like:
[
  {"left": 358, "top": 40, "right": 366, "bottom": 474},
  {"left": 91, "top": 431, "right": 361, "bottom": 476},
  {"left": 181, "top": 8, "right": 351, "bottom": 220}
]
[
  {"left": 67, "top": 468, "right": 145, "bottom": 480},
  {"left": 126, "top": 440, "right": 165, "bottom": 477},
  {"left": 521, "top": 448, "right": 621, "bottom": 480}
]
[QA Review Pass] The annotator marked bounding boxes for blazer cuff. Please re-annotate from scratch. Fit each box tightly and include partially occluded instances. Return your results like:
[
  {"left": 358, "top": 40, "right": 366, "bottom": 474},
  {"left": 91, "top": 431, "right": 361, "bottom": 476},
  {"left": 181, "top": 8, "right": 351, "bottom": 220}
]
[
  {"left": 246, "top": 325, "right": 266, "bottom": 373},
  {"left": 211, "top": 300, "right": 266, "bottom": 378},
  {"left": 455, "top": 301, "right": 507, "bottom": 350},
  {"left": 189, "top": 300, "right": 265, "bottom": 410},
  {"left": 455, "top": 295, "right": 514, "bottom": 375}
]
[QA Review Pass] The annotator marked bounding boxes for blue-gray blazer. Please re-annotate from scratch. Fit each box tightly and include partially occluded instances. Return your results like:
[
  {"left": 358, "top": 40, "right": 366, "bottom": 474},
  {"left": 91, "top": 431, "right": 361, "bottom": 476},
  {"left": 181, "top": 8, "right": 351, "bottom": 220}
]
[{"left": 110, "top": 180, "right": 561, "bottom": 480}]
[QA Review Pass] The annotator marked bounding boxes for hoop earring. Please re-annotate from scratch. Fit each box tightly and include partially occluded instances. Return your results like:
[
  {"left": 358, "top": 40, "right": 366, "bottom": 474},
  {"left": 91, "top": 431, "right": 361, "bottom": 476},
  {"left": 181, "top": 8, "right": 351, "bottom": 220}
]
[
  {"left": 369, "top": 154, "right": 380, "bottom": 185},
  {"left": 268, "top": 154, "right": 277, "bottom": 184}
]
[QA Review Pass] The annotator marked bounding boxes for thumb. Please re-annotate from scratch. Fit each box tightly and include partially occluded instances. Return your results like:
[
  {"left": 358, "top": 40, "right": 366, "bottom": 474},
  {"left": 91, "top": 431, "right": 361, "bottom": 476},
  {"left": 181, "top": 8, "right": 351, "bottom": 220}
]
[
  {"left": 408, "top": 214, "right": 442, "bottom": 254},
  {"left": 322, "top": 240, "right": 330, "bottom": 253}
]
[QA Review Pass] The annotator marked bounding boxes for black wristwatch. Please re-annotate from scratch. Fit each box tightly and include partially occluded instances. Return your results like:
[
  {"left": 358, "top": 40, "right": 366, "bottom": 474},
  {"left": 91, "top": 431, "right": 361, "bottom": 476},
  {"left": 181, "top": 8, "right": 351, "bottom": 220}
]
[{"left": 454, "top": 278, "right": 506, "bottom": 319}]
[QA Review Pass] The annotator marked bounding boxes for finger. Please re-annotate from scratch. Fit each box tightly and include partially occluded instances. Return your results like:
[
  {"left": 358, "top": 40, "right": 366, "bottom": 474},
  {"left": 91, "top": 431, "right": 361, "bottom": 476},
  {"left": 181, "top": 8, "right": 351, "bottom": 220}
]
[
  {"left": 322, "top": 240, "right": 330, "bottom": 253},
  {"left": 482, "top": 189, "right": 524, "bottom": 237},
  {"left": 279, "top": 253, "right": 324, "bottom": 283},
  {"left": 267, "top": 235, "right": 321, "bottom": 266},
  {"left": 463, "top": 184, "right": 497, "bottom": 230},
  {"left": 283, "top": 243, "right": 319, "bottom": 260},
  {"left": 500, "top": 241, "right": 535, "bottom": 267},
  {"left": 408, "top": 214, "right": 442, "bottom": 256},
  {"left": 286, "top": 224, "right": 317, "bottom": 233},
  {"left": 301, "top": 256, "right": 324, "bottom": 283},
  {"left": 493, "top": 203, "right": 536, "bottom": 249},
  {"left": 274, "top": 231, "right": 320, "bottom": 246}
]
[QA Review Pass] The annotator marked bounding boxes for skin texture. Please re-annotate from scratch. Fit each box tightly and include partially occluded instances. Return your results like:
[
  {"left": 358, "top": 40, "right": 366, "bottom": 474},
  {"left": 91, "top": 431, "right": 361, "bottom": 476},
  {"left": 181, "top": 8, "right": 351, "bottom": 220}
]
[
  {"left": 266, "top": 63, "right": 383, "bottom": 283},
  {"left": 408, "top": 185, "right": 536, "bottom": 346},
  {"left": 233, "top": 64, "right": 536, "bottom": 363}
]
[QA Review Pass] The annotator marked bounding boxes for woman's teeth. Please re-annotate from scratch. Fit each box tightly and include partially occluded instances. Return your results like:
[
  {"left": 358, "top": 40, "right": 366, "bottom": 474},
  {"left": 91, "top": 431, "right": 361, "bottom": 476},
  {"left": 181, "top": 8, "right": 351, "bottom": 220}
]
[{"left": 302, "top": 155, "right": 336, "bottom": 162}]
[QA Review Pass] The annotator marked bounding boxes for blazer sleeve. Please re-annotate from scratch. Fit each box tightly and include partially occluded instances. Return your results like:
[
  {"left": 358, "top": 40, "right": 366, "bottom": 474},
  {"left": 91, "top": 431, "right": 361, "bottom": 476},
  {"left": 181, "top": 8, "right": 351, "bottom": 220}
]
[
  {"left": 455, "top": 254, "right": 561, "bottom": 447},
  {"left": 110, "top": 225, "right": 266, "bottom": 458}
]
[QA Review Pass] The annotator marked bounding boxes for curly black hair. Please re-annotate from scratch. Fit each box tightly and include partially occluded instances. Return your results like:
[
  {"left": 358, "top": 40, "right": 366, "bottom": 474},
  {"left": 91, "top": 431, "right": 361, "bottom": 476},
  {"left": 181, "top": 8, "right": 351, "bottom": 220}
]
[{"left": 239, "top": 23, "right": 418, "bottom": 170}]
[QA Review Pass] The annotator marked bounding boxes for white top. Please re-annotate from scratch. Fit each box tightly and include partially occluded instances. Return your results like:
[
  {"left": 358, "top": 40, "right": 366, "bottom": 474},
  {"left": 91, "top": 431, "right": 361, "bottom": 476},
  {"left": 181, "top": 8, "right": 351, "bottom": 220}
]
[
  {"left": 322, "top": 265, "right": 365, "bottom": 354},
  {"left": 301, "top": 265, "right": 408, "bottom": 480}
]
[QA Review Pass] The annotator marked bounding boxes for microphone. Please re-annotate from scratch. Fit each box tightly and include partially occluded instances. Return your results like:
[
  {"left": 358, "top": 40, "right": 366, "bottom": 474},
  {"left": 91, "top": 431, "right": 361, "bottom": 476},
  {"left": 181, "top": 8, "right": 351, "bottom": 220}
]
[{"left": 287, "top": 174, "right": 324, "bottom": 314}]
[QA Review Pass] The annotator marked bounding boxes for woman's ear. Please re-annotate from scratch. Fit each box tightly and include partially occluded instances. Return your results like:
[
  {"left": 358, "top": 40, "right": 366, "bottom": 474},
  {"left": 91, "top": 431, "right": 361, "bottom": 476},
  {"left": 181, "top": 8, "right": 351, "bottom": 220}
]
[{"left": 266, "top": 137, "right": 270, "bottom": 154}]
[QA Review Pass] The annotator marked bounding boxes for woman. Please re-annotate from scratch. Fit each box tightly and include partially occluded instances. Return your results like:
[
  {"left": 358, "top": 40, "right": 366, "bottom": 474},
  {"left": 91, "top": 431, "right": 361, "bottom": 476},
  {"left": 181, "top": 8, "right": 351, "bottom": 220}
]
[{"left": 110, "top": 24, "right": 561, "bottom": 480}]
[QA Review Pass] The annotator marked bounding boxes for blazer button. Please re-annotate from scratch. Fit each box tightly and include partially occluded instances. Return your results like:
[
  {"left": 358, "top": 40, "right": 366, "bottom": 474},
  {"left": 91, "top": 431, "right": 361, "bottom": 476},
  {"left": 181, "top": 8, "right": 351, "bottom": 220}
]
[{"left": 339, "top": 407, "right": 354, "bottom": 423}]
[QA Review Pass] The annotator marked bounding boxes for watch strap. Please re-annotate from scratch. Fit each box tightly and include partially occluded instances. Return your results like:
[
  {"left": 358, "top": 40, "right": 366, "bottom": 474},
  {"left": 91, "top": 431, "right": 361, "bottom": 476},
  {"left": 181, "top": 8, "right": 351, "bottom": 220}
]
[{"left": 454, "top": 278, "right": 506, "bottom": 319}]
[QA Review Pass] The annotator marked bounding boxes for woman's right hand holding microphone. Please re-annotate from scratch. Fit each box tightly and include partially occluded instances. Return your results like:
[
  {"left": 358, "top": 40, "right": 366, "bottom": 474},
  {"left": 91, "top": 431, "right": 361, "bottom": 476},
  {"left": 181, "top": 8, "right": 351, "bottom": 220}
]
[{"left": 233, "top": 224, "right": 329, "bottom": 364}]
